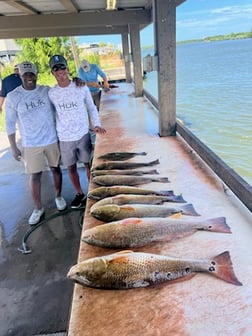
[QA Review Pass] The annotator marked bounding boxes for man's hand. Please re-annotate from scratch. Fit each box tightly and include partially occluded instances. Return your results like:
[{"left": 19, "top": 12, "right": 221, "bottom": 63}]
[
  {"left": 73, "top": 77, "right": 85, "bottom": 87},
  {"left": 12, "top": 147, "right": 22, "bottom": 161},
  {"left": 93, "top": 126, "right": 106, "bottom": 135}
]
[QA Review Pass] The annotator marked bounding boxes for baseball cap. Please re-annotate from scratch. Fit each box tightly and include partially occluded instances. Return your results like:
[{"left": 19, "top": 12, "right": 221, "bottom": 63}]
[
  {"left": 18, "top": 62, "right": 37, "bottom": 76},
  {"left": 49, "top": 55, "right": 68, "bottom": 69}
]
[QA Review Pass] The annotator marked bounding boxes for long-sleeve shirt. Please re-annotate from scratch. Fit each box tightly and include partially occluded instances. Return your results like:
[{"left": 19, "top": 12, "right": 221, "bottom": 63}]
[
  {"left": 48, "top": 81, "right": 101, "bottom": 142},
  {"left": 5, "top": 85, "right": 58, "bottom": 147},
  {"left": 78, "top": 64, "right": 106, "bottom": 93}
]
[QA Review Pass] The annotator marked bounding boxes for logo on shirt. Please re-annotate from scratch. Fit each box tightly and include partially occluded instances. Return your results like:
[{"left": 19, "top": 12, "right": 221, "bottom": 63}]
[
  {"left": 25, "top": 99, "right": 46, "bottom": 110},
  {"left": 57, "top": 102, "right": 78, "bottom": 110}
]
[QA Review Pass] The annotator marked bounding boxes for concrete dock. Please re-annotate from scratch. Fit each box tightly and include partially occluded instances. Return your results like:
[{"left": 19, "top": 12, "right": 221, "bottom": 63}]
[{"left": 68, "top": 83, "right": 252, "bottom": 336}]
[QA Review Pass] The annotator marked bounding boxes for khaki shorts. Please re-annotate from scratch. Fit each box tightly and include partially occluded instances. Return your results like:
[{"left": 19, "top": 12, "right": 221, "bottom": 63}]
[{"left": 23, "top": 142, "right": 60, "bottom": 174}]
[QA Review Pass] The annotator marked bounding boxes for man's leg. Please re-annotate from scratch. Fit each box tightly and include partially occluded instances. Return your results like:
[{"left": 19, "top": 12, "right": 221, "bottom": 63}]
[
  {"left": 28, "top": 171, "right": 45, "bottom": 225},
  {"left": 29, "top": 172, "right": 42, "bottom": 210},
  {"left": 68, "top": 163, "right": 85, "bottom": 208},
  {"left": 50, "top": 166, "right": 62, "bottom": 198}
]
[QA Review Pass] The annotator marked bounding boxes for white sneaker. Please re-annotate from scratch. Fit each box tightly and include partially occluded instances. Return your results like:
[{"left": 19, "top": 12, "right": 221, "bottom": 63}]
[
  {"left": 55, "top": 196, "right": 67, "bottom": 211},
  {"left": 28, "top": 208, "right": 45, "bottom": 225}
]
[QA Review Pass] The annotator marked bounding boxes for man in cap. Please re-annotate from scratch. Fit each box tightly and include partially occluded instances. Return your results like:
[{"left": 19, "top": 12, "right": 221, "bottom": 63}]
[
  {"left": 5, "top": 61, "right": 67, "bottom": 225},
  {"left": 78, "top": 59, "right": 109, "bottom": 111},
  {"left": 0, "top": 64, "right": 22, "bottom": 113},
  {"left": 48, "top": 55, "right": 106, "bottom": 208}
]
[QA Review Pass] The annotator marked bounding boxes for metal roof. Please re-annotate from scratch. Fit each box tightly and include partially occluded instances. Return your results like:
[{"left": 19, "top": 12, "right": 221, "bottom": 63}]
[{"left": 0, "top": 0, "right": 185, "bottom": 38}]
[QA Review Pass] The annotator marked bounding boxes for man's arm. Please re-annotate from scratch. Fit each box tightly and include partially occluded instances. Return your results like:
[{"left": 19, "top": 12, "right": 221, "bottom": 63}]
[
  {"left": 8, "top": 133, "right": 22, "bottom": 161},
  {"left": 0, "top": 96, "right": 4, "bottom": 113}
]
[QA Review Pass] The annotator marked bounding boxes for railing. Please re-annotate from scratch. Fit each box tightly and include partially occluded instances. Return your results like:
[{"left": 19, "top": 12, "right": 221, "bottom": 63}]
[{"left": 143, "top": 88, "right": 252, "bottom": 212}]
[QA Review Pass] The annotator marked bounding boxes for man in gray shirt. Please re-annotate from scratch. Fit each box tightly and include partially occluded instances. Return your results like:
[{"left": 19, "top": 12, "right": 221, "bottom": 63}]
[{"left": 5, "top": 61, "right": 67, "bottom": 225}]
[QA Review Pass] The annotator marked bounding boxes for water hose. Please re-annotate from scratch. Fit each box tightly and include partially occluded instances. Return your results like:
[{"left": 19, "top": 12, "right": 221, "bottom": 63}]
[{"left": 17, "top": 205, "right": 85, "bottom": 255}]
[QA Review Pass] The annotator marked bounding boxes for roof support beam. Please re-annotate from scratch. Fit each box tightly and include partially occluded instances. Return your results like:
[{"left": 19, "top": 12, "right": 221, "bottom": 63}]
[
  {"left": 0, "top": 9, "right": 151, "bottom": 39},
  {"left": 59, "top": 0, "right": 78, "bottom": 13},
  {"left": 5, "top": 0, "right": 38, "bottom": 14}
]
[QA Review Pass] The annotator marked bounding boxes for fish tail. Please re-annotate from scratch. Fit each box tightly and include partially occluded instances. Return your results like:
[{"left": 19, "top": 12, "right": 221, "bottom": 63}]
[
  {"left": 148, "top": 169, "right": 159, "bottom": 175},
  {"left": 181, "top": 204, "right": 200, "bottom": 216},
  {"left": 155, "top": 177, "right": 170, "bottom": 183},
  {"left": 159, "top": 190, "right": 175, "bottom": 196},
  {"left": 205, "top": 217, "right": 232, "bottom": 233},
  {"left": 149, "top": 159, "right": 160, "bottom": 166},
  {"left": 172, "top": 194, "right": 187, "bottom": 203},
  {"left": 209, "top": 251, "right": 242, "bottom": 286}
]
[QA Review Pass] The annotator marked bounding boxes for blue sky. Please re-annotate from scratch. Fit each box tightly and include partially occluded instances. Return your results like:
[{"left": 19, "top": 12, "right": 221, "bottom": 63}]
[{"left": 77, "top": 0, "right": 252, "bottom": 46}]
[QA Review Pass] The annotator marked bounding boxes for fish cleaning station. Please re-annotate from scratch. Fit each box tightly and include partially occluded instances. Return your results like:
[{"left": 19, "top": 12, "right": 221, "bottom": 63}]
[{"left": 0, "top": 1, "right": 252, "bottom": 336}]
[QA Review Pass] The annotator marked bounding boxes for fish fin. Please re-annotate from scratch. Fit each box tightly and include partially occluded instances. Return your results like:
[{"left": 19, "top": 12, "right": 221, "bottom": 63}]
[
  {"left": 169, "top": 213, "right": 183, "bottom": 219},
  {"left": 203, "top": 217, "right": 232, "bottom": 234},
  {"left": 181, "top": 203, "right": 200, "bottom": 216},
  {"left": 137, "top": 152, "right": 147, "bottom": 156},
  {"left": 149, "top": 159, "right": 160, "bottom": 166},
  {"left": 172, "top": 194, "right": 187, "bottom": 203},
  {"left": 148, "top": 169, "right": 159, "bottom": 175},
  {"left": 121, "top": 218, "right": 142, "bottom": 225},
  {"left": 109, "top": 252, "right": 133, "bottom": 264},
  {"left": 155, "top": 177, "right": 170, "bottom": 183},
  {"left": 209, "top": 251, "right": 242, "bottom": 286},
  {"left": 115, "top": 250, "right": 134, "bottom": 254},
  {"left": 159, "top": 190, "right": 175, "bottom": 196}
]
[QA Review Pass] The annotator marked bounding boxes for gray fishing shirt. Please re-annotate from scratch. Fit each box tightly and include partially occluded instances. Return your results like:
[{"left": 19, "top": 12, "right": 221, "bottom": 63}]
[
  {"left": 5, "top": 85, "right": 58, "bottom": 147},
  {"left": 48, "top": 81, "right": 101, "bottom": 142}
]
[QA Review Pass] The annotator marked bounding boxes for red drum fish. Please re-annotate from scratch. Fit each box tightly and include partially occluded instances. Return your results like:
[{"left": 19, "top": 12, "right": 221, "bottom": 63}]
[
  {"left": 90, "top": 194, "right": 186, "bottom": 212},
  {"left": 92, "top": 159, "right": 159, "bottom": 170},
  {"left": 98, "top": 151, "right": 147, "bottom": 161},
  {"left": 91, "top": 169, "right": 159, "bottom": 176},
  {"left": 82, "top": 217, "right": 231, "bottom": 248},
  {"left": 92, "top": 175, "right": 170, "bottom": 186},
  {"left": 67, "top": 250, "right": 242, "bottom": 289},
  {"left": 91, "top": 203, "right": 200, "bottom": 222},
  {"left": 88, "top": 186, "right": 175, "bottom": 200}
]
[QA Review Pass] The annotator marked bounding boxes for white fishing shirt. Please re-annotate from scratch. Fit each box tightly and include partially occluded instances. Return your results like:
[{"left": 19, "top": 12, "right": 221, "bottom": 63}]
[
  {"left": 48, "top": 81, "right": 101, "bottom": 142},
  {"left": 5, "top": 85, "right": 58, "bottom": 147}
]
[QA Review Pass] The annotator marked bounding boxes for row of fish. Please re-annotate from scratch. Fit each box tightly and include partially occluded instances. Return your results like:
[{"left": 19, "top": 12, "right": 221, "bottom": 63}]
[{"left": 67, "top": 151, "right": 242, "bottom": 289}]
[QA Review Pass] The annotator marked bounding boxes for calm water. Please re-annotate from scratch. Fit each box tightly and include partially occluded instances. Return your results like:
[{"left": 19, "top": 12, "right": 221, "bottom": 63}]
[{"left": 142, "top": 39, "right": 252, "bottom": 186}]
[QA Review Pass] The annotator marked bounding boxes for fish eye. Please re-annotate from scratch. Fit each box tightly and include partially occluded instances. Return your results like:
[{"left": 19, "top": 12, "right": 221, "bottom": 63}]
[
  {"left": 76, "top": 272, "right": 80, "bottom": 276},
  {"left": 209, "top": 266, "right": 215, "bottom": 272},
  {"left": 185, "top": 267, "right": 190, "bottom": 273},
  {"left": 208, "top": 225, "right": 212, "bottom": 229}
]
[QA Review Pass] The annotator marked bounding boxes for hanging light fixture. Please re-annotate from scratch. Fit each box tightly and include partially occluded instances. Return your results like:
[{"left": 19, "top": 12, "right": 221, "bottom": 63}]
[{"left": 106, "top": 0, "right": 117, "bottom": 10}]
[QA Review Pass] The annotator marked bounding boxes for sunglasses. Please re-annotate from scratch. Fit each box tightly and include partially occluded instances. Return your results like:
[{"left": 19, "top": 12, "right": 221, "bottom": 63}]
[{"left": 52, "top": 64, "right": 67, "bottom": 72}]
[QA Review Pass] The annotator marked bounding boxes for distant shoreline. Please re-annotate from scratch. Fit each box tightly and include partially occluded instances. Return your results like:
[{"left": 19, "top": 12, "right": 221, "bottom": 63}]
[{"left": 142, "top": 31, "right": 252, "bottom": 49}]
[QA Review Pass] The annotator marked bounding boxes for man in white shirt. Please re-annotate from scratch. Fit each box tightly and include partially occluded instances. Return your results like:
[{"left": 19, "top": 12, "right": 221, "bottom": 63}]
[
  {"left": 48, "top": 55, "right": 106, "bottom": 208},
  {"left": 5, "top": 61, "right": 67, "bottom": 225}
]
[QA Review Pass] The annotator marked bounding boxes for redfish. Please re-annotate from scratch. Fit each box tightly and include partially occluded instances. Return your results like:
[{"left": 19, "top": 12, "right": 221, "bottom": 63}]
[
  {"left": 90, "top": 194, "right": 186, "bottom": 212},
  {"left": 91, "top": 203, "right": 200, "bottom": 222},
  {"left": 67, "top": 250, "right": 242, "bottom": 289},
  {"left": 98, "top": 151, "right": 147, "bottom": 161},
  {"left": 82, "top": 217, "right": 231, "bottom": 248},
  {"left": 88, "top": 186, "right": 175, "bottom": 200},
  {"left": 92, "top": 175, "right": 169, "bottom": 186},
  {"left": 92, "top": 159, "right": 159, "bottom": 170},
  {"left": 91, "top": 169, "right": 159, "bottom": 176}
]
